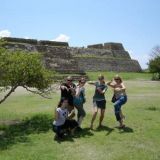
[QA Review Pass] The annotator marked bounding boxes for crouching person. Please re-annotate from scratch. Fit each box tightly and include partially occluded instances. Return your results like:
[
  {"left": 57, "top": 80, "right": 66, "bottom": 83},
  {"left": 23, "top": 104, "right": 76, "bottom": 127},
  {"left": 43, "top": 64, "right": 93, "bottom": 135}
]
[{"left": 52, "top": 98, "right": 78, "bottom": 140}]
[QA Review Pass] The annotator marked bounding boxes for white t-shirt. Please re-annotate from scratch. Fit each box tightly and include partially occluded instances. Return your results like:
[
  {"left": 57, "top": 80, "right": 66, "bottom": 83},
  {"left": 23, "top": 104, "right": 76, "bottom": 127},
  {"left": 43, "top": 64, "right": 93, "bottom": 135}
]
[{"left": 53, "top": 107, "right": 68, "bottom": 126}]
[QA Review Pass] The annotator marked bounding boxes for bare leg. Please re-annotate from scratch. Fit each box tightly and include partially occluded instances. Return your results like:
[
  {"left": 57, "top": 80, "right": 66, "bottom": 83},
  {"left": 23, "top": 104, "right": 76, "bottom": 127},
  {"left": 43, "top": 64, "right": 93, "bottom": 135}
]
[
  {"left": 119, "top": 111, "right": 125, "bottom": 128},
  {"left": 90, "top": 107, "right": 98, "bottom": 129},
  {"left": 99, "top": 109, "right": 105, "bottom": 127},
  {"left": 120, "top": 109, "right": 125, "bottom": 120},
  {"left": 78, "top": 116, "right": 84, "bottom": 127}
]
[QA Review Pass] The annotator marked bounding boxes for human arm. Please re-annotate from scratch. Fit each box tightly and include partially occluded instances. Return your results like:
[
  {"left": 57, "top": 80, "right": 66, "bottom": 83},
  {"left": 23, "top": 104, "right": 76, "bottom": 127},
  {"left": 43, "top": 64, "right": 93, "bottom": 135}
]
[
  {"left": 60, "top": 84, "right": 69, "bottom": 91},
  {"left": 97, "top": 87, "right": 104, "bottom": 94},
  {"left": 120, "top": 83, "right": 126, "bottom": 91},
  {"left": 107, "top": 80, "right": 115, "bottom": 88},
  {"left": 68, "top": 109, "right": 75, "bottom": 119},
  {"left": 54, "top": 108, "right": 59, "bottom": 120},
  {"left": 88, "top": 81, "right": 96, "bottom": 85},
  {"left": 101, "top": 85, "right": 108, "bottom": 94},
  {"left": 75, "top": 87, "right": 80, "bottom": 97},
  {"left": 114, "top": 83, "right": 126, "bottom": 92}
]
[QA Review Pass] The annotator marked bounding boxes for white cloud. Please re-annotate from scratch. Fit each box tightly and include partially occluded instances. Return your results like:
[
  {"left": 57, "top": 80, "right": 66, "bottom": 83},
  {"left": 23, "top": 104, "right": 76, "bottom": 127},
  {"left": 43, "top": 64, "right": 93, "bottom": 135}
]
[
  {"left": 24, "top": 36, "right": 30, "bottom": 39},
  {"left": 52, "top": 34, "right": 70, "bottom": 42},
  {"left": 0, "top": 29, "right": 11, "bottom": 38}
]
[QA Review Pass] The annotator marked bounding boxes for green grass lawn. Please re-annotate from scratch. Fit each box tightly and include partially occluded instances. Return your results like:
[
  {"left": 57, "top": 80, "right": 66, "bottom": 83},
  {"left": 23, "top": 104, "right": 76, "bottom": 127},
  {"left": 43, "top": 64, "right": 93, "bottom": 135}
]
[
  {"left": 0, "top": 73, "right": 160, "bottom": 160},
  {"left": 86, "top": 71, "right": 152, "bottom": 81}
]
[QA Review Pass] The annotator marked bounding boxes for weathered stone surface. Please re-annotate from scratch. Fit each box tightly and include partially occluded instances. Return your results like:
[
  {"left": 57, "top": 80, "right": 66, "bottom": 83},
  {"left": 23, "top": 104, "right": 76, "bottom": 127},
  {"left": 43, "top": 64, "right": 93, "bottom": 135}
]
[
  {"left": 38, "top": 40, "right": 68, "bottom": 47},
  {"left": 2, "top": 37, "right": 38, "bottom": 45},
  {"left": 87, "top": 42, "right": 125, "bottom": 50},
  {"left": 104, "top": 42, "right": 124, "bottom": 50},
  {"left": 2, "top": 37, "right": 142, "bottom": 73},
  {"left": 74, "top": 57, "right": 141, "bottom": 72},
  {"left": 87, "top": 44, "right": 103, "bottom": 49},
  {"left": 70, "top": 47, "right": 131, "bottom": 59}
]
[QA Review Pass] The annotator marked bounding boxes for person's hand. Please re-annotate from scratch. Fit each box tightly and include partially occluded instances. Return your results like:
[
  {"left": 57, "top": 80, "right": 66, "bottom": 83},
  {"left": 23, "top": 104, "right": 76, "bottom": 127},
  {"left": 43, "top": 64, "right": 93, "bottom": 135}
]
[
  {"left": 115, "top": 88, "right": 121, "bottom": 91},
  {"left": 70, "top": 87, "right": 75, "bottom": 91},
  {"left": 97, "top": 88, "right": 104, "bottom": 94},
  {"left": 102, "top": 90, "right": 106, "bottom": 94},
  {"left": 61, "top": 86, "right": 69, "bottom": 91},
  {"left": 97, "top": 87, "right": 102, "bottom": 92}
]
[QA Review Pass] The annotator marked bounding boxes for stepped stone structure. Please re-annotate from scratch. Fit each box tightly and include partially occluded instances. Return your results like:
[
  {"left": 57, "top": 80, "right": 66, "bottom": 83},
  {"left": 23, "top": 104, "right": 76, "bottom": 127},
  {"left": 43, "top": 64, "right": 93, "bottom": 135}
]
[{"left": 2, "top": 37, "right": 142, "bottom": 74}]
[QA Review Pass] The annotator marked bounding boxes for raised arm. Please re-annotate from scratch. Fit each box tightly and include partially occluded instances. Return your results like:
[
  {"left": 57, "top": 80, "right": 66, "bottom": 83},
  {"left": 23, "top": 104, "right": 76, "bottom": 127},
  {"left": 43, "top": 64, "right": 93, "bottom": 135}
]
[
  {"left": 60, "top": 84, "right": 69, "bottom": 91},
  {"left": 107, "top": 81, "right": 115, "bottom": 88},
  {"left": 75, "top": 87, "right": 80, "bottom": 97},
  {"left": 88, "top": 81, "right": 96, "bottom": 85},
  {"left": 120, "top": 83, "right": 126, "bottom": 91}
]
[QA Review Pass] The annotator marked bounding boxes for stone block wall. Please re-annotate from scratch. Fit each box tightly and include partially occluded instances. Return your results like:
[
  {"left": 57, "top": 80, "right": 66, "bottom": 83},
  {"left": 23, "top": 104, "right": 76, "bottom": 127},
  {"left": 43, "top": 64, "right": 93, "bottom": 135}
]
[
  {"left": 2, "top": 37, "right": 142, "bottom": 73},
  {"left": 74, "top": 57, "right": 142, "bottom": 72}
]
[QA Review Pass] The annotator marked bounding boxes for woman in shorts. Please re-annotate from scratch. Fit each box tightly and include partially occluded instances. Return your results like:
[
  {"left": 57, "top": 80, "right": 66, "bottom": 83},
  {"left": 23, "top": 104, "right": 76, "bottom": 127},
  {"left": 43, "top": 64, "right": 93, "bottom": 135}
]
[{"left": 90, "top": 75, "right": 108, "bottom": 129}]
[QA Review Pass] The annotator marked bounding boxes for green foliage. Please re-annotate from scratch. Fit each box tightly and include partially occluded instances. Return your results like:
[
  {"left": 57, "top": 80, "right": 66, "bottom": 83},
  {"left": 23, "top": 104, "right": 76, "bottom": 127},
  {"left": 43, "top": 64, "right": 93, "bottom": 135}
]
[
  {"left": 0, "top": 40, "right": 54, "bottom": 103},
  {"left": 149, "top": 56, "right": 160, "bottom": 74},
  {"left": 148, "top": 46, "right": 160, "bottom": 80},
  {"left": 0, "top": 50, "right": 52, "bottom": 89}
]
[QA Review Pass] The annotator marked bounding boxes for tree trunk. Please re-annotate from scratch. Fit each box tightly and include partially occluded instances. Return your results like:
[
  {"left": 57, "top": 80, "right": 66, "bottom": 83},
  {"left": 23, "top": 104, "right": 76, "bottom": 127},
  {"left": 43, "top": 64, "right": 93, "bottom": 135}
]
[{"left": 0, "top": 86, "right": 17, "bottom": 104}]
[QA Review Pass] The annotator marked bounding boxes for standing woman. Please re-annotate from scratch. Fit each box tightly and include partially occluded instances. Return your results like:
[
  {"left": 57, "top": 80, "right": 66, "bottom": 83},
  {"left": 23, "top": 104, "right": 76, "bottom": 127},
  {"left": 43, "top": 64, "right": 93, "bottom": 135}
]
[
  {"left": 107, "top": 75, "right": 127, "bottom": 128},
  {"left": 90, "top": 75, "right": 108, "bottom": 129},
  {"left": 73, "top": 78, "right": 86, "bottom": 130},
  {"left": 60, "top": 76, "right": 76, "bottom": 119}
]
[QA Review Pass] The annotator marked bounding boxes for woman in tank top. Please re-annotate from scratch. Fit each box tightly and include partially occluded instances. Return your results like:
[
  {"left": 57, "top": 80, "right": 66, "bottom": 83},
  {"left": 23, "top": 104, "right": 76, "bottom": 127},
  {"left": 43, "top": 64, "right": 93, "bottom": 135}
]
[{"left": 107, "top": 75, "right": 127, "bottom": 128}]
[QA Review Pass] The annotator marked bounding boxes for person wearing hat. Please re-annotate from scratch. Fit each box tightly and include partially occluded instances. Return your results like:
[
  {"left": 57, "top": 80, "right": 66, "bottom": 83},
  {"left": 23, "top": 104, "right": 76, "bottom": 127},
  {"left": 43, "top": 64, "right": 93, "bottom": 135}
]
[
  {"left": 60, "top": 76, "right": 76, "bottom": 119},
  {"left": 90, "top": 75, "right": 108, "bottom": 129},
  {"left": 107, "top": 75, "right": 127, "bottom": 128},
  {"left": 73, "top": 78, "right": 86, "bottom": 130}
]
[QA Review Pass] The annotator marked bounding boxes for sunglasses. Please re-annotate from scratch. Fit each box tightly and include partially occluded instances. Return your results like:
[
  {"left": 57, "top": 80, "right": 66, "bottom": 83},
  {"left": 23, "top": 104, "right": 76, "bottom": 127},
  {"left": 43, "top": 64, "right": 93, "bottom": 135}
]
[
  {"left": 114, "top": 79, "right": 120, "bottom": 80},
  {"left": 67, "top": 79, "right": 72, "bottom": 81}
]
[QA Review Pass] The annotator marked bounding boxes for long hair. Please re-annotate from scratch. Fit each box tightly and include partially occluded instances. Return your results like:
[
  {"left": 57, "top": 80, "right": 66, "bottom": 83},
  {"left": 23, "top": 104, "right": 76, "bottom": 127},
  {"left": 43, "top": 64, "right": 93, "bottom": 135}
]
[
  {"left": 57, "top": 98, "right": 68, "bottom": 108},
  {"left": 114, "top": 75, "right": 122, "bottom": 83},
  {"left": 77, "top": 77, "right": 86, "bottom": 86}
]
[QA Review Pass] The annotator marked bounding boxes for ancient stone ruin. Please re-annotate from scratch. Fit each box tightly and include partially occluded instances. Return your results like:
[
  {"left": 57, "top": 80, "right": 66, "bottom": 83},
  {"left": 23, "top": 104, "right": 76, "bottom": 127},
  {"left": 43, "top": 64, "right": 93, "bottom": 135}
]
[{"left": 2, "top": 37, "right": 142, "bottom": 74}]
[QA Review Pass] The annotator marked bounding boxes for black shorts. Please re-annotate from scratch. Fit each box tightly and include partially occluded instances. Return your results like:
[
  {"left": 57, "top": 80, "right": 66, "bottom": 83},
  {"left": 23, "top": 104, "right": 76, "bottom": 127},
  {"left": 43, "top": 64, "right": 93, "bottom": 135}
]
[{"left": 93, "top": 100, "right": 106, "bottom": 109}]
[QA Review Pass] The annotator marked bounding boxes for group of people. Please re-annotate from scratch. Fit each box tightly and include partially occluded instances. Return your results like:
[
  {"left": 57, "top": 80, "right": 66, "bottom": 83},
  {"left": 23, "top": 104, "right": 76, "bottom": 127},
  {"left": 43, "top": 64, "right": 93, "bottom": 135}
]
[{"left": 52, "top": 74, "right": 127, "bottom": 140}]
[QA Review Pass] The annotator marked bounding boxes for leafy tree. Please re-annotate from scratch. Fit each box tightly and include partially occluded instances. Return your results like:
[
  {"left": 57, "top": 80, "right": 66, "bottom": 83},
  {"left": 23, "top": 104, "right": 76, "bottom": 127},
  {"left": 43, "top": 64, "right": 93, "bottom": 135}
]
[
  {"left": 148, "top": 46, "right": 160, "bottom": 80},
  {"left": 0, "top": 41, "right": 54, "bottom": 104}
]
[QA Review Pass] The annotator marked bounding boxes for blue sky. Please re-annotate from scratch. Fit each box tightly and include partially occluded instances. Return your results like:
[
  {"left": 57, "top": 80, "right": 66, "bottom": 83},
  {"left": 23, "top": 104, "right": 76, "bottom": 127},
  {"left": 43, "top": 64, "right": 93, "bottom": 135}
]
[{"left": 1, "top": 0, "right": 160, "bottom": 69}]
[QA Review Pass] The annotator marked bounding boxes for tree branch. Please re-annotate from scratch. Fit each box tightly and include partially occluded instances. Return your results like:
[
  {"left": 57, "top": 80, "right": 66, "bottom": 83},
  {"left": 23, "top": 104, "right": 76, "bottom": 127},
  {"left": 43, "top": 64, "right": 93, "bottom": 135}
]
[
  {"left": 23, "top": 86, "right": 52, "bottom": 99},
  {"left": 0, "top": 86, "right": 17, "bottom": 104}
]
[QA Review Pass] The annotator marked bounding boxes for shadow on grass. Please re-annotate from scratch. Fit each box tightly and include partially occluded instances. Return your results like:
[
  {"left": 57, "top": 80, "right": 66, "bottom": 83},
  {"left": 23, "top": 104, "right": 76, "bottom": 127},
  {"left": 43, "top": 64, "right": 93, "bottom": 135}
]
[
  {"left": 0, "top": 114, "right": 52, "bottom": 150},
  {"left": 95, "top": 125, "right": 114, "bottom": 136},
  {"left": 146, "top": 106, "right": 159, "bottom": 111},
  {"left": 117, "top": 126, "right": 134, "bottom": 133},
  {"left": 75, "top": 127, "right": 94, "bottom": 138},
  {"left": 53, "top": 127, "right": 94, "bottom": 144}
]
